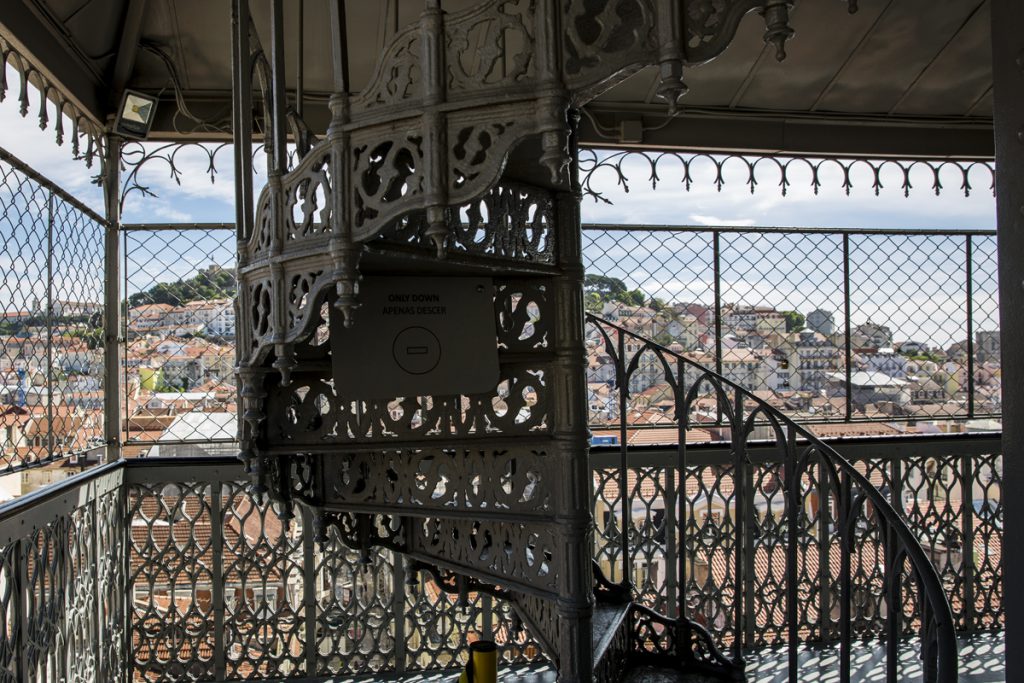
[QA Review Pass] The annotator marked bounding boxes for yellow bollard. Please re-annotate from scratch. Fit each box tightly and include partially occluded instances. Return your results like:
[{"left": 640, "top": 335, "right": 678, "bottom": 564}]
[{"left": 457, "top": 640, "right": 497, "bottom": 683}]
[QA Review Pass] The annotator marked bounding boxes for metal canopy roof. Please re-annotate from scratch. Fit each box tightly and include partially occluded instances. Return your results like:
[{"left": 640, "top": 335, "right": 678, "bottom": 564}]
[{"left": 0, "top": 0, "right": 995, "bottom": 158}]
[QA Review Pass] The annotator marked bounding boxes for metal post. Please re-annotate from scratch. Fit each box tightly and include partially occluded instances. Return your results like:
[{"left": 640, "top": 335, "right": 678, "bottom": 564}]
[
  {"left": 732, "top": 389, "right": 746, "bottom": 660},
  {"left": 121, "top": 229, "right": 130, "bottom": 447},
  {"left": 785, "top": 426, "right": 798, "bottom": 680},
  {"left": 818, "top": 460, "right": 832, "bottom": 643},
  {"left": 676, "top": 359, "right": 688, "bottom": 621},
  {"left": 268, "top": 0, "right": 289, "bottom": 178},
  {"left": 843, "top": 234, "right": 852, "bottom": 421},
  {"left": 713, "top": 231, "right": 723, "bottom": 378},
  {"left": 664, "top": 461, "right": 678, "bottom": 617},
  {"left": 743, "top": 453, "right": 756, "bottom": 651},
  {"left": 393, "top": 553, "right": 407, "bottom": 673},
  {"left": 966, "top": 234, "right": 975, "bottom": 418},
  {"left": 554, "top": 107, "right": 595, "bottom": 683},
  {"left": 888, "top": 450, "right": 903, "bottom": 663},
  {"left": 231, "top": 0, "right": 254, "bottom": 242},
  {"left": 838, "top": 473, "right": 851, "bottom": 683},
  {"left": 295, "top": 0, "right": 304, "bottom": 120},
  {"left": 990, "top": 7, "right": 1024, "bottom": 675},
  {"left": 102, "top": 135, "right": 122, "bottom": 463},
  {"left": 961, "top": 453, "right": 975, "bottom": 633},
  {"left": 46, "top": 190, "right": 54, "bottom": 461},
  {"left": 121, "top": 478, "right": 133, "bottom": 683},
  {"left": 617, "top": 330, "right": 630, "bottom": 586},
  {"left": 15, "top": 538, "right": 27, "bottom": 682},
  {"left": 90, "top": 495, "right": 101, "bottom": 683},
  {"left": 302, "top": 506, "right": 317, "bottom": 674},
  {"left": 885, "top": 523, "right": 899, "bottom": 683},
  {"left": 231, "top": 0, "right": 255, "bottom": 468},
  {"left": 211, "top": 482, "right": 225, "bottom": 679}
]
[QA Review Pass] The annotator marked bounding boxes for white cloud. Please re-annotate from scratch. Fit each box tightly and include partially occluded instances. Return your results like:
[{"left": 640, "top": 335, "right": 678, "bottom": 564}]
[
  {"left": 0, "top": 69, "right": 104, "bottom": 211},
  {"left": 151, "top": 202, "right": 195, "bottom": 223},
  {"left": 690, "top": 214, "right": 756, "bottom": 227}
]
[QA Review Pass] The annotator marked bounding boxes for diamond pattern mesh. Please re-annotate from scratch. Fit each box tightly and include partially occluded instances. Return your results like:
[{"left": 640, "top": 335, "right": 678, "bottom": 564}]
[
  {"left": 582, "top": 227, "right": 999, "bottom": 429},
  {"left": 123, "top": 227, "right": 237, "bottom": 452},
  {"left": 0, "top": 153, "right": 105, "bottom": 474}
]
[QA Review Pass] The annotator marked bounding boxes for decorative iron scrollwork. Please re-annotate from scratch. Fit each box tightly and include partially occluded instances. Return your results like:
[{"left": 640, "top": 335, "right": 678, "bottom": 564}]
[
  {"left": 0, "top": 35, "right": 106, "bottom": 171},
  {"left": 579, "top": 147, "right": 997, "bottom": 201}
]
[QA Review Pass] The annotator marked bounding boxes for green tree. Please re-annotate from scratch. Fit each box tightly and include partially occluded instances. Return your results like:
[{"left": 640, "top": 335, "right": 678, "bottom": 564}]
[
  {"left": 129, "top": 266, "right": 237, "bottom": 308},
  {"left": 583, "top": 274, "right": 628, "bottom": 300},
  {"left": 781, "top": 310, "right": 805, "bottom": 332},
  {"left": 584, "top": 291, "right": 604, "bottom": 313},
  {"left": 621, "top": 290, "right": 645, "bottom": 307}
]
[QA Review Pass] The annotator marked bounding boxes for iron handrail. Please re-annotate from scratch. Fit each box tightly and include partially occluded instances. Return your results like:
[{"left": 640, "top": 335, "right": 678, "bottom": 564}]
[{"left": 587, "top": 313, "right": 959, "bottom": 682}]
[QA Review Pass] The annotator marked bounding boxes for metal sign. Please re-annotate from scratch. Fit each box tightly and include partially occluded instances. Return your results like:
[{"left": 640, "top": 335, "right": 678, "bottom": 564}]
[{"left": 331, "top": 276, "right": 499, "bottom": 399}]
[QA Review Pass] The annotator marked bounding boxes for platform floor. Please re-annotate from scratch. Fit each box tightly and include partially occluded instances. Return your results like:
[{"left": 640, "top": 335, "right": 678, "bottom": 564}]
[
  {"left": 743, "top": 632, "right": 1004, "bottom": 682},
  {"left": 322, "top": 631, "right": 1003, "bottom": 682}
]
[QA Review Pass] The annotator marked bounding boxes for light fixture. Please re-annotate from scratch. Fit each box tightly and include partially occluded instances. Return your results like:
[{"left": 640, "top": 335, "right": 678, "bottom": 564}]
[{"left": 114, "top": 89, "right": 158, "bottom": 139}]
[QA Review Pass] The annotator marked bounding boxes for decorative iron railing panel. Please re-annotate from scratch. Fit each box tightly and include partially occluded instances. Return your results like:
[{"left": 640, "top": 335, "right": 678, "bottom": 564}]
[
  {"left": 0, "top": 457, "right": 545, "bottom": 683},
  {"left": 593, "top": 438, "right": 1003, "bottom": 653},
  {"left": 0, "top": 464, "right": 124, "bottom": 683},
  {"left": 0, "top": 146, "right": 106, "bottom": 475},
  {"left": 0, "top": 437, "right": 1000, "bottom": 681},
  {"left": 582, "top": 224, "right": 1000, "bottom": 427}
]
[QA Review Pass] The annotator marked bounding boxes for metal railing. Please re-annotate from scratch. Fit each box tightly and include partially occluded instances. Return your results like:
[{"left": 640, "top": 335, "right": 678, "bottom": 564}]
[
  {"left": 0, "top": 138, "right": 1003, "bottom": 680},
  {"left": 591, "top": 434, "right": 1004, "bottom": 642},
  {"left": 0, "top": 435, "right": 999, "bottom": 682},
  {"left": 0, "top": 146, "right": 107, "bottom": 475},
  {"left": 582, "top": 224, "right": 1000, "bottom": 426},
  {"left": 0, "top": 456, "right": 543, "bottom": 683},
  {"left": 588, "top": 314, "right": 968, "bottom": 681}
]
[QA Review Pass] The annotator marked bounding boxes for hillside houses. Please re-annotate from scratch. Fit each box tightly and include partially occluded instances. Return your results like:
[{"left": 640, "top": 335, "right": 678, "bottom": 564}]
[
  {"left": 127, "top": 298, "right": 235, "bottom": 339},
  {"left": 587, "top": 300, "right": 1001, "bottom": 430}
]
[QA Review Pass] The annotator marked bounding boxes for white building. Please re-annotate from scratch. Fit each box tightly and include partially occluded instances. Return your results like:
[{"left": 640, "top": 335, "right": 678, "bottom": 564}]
[
  {"left": 179, "top": 299, "right": 236, "bottom": 338},
  {"left": 858, "top": 350, "right": 909, "bottom": 379},
  {"left": 782, "top": 330, "right": 843, "bottom": 393}
]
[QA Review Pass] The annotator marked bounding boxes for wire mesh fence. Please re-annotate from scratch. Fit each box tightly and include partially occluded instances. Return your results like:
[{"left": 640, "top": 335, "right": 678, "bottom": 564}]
[
  {"left": 582, "top": 225, "right": 1000, "bottom": 432},
  {"left": 122, "top": 225, "right": 238, "bottom": 455},
  {"left": 0, "top": 147, "right": 106, "bottom": 474}
]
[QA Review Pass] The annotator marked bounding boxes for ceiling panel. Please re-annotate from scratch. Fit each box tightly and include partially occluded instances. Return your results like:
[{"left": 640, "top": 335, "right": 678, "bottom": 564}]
[
  {"left": 5, "top": 0, "right": 994, "bottom": 154},
  {"left": 890, "top": 1, "right": 992, "bottom": 116},
  {"left": 42, "top": 0, "right": 126, "bottom": 81},
  {"left": 733, "top": 0, "right": 891, "bottom": 111},
  {"left": 813, "top": 0, "right": 987, "bottom": 114},
  {"left": 678, "top": 11, "right": 769, "bottom": 107}
]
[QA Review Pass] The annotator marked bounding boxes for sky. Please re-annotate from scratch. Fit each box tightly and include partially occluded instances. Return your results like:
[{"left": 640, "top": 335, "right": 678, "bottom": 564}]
[{"left": 0, "top": 65, "right": 1000, "bottom": 348}]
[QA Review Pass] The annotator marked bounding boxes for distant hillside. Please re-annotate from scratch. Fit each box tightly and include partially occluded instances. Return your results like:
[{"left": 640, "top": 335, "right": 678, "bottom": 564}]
[{"left": 129, "top": 265, "right": 236, "bottom": 308}]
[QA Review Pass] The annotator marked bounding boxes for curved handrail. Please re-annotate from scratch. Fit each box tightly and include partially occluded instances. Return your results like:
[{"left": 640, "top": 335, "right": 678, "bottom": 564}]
[{"left": 586, "top": 313, "right": 958, "bottom": 682}]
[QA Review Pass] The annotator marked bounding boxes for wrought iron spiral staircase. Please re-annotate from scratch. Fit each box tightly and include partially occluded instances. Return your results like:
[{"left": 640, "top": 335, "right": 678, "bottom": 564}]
[
  {"left": 230, "top": 1, "right": 955, "bottom": 680},
  {"left": 585, "top": 314, "right": 959, "bottom": 682}
]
